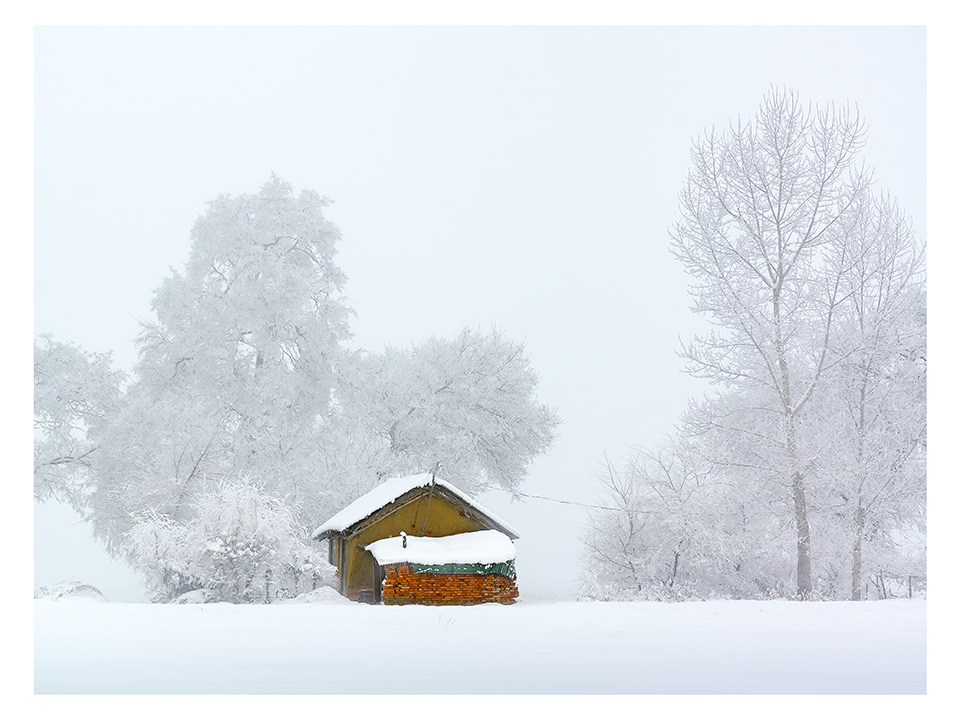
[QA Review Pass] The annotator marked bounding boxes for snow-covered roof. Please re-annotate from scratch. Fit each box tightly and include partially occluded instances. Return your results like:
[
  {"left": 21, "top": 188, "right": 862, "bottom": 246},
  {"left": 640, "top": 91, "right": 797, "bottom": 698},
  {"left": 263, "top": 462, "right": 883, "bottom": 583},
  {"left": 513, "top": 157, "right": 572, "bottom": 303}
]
[
  {"left": 312, "top": 473, "right": 519, "bottom": 539},
  {"left": 365, "top": 530, "right": 516, "bottom": 566}
]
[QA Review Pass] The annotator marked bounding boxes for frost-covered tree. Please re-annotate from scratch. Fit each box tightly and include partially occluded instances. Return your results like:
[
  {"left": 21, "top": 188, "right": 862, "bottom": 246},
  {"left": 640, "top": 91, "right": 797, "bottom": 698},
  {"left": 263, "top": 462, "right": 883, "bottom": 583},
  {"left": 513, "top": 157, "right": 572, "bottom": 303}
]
[
  {"left": 581, "top": 440, "right": 726, "bottom": 601},
  {"left": 670, "top": 88, "right": 870, "bottom": 597},
  {"left": 309, "top": 329, "right": 559, "bottom": 517},
  {"left": 583, "top": 89, "right": 924, "bottom": 602},
  {"left": 34, "top": 336, "right": 124, "bottom": 510},
  {"left": 337, "top": 328, "right": 559, "bottom": 497},
  {"left": 88, "top": 175, "right": 351, "bottom": 552},
  {"left": 582, "top": 404, "right": 796, "bottom": 601},
  {"left": 813, "top": 191, "right": 926, "bottom": 599},
  {"left": 44, "top": 175, "right": 557, "bottom": 601}
]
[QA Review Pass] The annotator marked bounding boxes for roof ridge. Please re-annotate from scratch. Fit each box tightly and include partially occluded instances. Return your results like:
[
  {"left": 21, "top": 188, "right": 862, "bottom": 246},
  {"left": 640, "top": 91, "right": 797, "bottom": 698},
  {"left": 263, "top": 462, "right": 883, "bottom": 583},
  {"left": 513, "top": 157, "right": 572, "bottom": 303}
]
[{"left": 312, "top": 473, "right": 519, "bottom": 540}]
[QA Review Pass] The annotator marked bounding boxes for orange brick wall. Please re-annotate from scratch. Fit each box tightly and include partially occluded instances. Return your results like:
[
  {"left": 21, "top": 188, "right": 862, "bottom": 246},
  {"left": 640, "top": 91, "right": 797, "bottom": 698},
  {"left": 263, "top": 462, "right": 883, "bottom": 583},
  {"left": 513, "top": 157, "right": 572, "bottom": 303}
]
[{"left": 381, "top": 563, "right": 519, "bottom": 605}]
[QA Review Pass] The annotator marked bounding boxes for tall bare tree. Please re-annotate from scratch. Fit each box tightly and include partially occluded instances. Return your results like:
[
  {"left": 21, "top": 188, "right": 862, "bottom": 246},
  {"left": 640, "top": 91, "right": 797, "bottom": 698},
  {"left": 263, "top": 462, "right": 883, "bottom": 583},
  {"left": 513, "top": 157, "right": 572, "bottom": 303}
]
[{"left": 669, "top": 88, "right": 869, "bottom": 597}]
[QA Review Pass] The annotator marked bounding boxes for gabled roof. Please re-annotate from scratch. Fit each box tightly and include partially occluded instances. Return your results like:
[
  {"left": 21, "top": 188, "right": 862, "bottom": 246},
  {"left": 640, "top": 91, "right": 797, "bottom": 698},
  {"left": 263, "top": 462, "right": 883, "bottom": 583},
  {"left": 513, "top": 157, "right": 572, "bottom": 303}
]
[
  {"left": 365, "top": 530, "right": 516, "bottom": 565},
  {"left": 312, "top": 473, "right": 520, "bottom": 540}
]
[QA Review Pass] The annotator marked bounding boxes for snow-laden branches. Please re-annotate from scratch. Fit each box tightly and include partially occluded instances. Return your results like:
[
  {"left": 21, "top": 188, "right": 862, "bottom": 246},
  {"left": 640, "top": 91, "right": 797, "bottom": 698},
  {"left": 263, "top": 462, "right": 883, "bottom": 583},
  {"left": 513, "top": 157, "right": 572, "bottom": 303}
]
[
  {"left": 336, "top": 328, "right": 559, "bottom": 497},
  {"left": 585, "top": 89, "right": 925, "bottom": 601},
  {"left": 37, "top": 175, "right": 559, "bottom": 602},
  {"left": 34, "top": 336, "right": 125, "bottom": 510}
]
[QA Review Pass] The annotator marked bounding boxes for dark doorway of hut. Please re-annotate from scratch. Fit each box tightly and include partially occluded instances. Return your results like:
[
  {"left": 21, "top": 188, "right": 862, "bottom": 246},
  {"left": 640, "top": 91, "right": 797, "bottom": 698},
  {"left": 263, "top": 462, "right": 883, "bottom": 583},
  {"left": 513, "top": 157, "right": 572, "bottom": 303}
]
[{"left": 356, "top": 562, "right": 385, "bottom": 604}]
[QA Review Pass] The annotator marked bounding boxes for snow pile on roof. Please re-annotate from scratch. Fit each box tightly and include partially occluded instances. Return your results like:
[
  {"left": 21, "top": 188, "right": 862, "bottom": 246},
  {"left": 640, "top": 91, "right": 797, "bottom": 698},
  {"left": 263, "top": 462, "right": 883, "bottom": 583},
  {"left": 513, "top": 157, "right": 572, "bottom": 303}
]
[
  {"left": 312, "top": 473, "right": 519, "bottom": 539},
  {"left": 365, "top": 530, "right": 516, "bottom": 566}
]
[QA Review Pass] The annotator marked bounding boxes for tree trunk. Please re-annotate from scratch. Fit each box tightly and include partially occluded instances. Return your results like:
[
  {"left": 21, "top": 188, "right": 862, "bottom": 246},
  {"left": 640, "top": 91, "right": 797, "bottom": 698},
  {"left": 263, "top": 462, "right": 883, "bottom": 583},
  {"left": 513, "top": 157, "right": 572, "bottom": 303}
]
[
  {"left": 852, "top": 377, "right": 868, "bottom": 601},
  {"left": 792, "top": 470, "right": 812, "bottom": 598},
  {"left": 669, "top": 547, "right": 681, "bottom": 588},
  {"left": 851, "top": 498, "right": 865, "bottom": 600},
  {"left": 775, "top": 283, "right": 813, "bottom": 600},
  {"left": 785, "top": 415, "right": 812, "bottom": 598}
]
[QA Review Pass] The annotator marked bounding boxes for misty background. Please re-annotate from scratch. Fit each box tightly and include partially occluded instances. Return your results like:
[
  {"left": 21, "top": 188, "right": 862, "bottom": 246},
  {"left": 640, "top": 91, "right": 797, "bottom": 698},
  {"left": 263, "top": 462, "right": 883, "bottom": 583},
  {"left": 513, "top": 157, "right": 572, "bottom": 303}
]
[{"left": 33, "top": 26, "right": 925, "bottom": 601}]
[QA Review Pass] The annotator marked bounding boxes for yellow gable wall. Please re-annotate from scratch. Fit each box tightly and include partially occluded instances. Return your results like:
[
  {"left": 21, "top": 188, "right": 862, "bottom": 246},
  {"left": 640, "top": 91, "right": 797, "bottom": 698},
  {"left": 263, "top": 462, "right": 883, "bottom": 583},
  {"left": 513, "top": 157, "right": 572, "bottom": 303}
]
[{"left": 342, "top": 489, "right": 493, "bottom": 600}]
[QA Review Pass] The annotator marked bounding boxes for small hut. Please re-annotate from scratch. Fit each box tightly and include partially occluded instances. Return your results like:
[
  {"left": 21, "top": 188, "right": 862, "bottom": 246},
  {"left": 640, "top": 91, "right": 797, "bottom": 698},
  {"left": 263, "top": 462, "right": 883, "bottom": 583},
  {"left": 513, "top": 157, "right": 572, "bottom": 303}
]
[{"left": 313, "top": 472, "right": 520, "bottom": 604}]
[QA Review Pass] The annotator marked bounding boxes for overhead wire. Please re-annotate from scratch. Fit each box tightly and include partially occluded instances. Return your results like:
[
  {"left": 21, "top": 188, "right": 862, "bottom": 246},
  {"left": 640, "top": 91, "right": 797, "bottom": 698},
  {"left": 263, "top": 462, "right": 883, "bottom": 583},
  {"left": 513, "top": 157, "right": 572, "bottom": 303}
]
[{"left": 504, "top": 490, "right": 632, "bottom": 514}]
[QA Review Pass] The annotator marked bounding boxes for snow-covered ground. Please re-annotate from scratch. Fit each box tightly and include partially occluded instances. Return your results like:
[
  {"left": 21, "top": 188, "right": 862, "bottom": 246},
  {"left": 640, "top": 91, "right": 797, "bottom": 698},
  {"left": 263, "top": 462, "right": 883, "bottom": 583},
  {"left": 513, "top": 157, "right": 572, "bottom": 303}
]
[{"left": 34, "top": 596, "right": 925, "bottom": 694}]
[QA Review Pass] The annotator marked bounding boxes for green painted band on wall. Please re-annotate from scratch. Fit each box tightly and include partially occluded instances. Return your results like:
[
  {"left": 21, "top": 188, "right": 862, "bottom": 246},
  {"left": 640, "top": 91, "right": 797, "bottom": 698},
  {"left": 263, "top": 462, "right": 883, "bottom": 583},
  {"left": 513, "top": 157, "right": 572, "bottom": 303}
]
[{"left": 408, "top": 560, "right": 516, "bottom": 579}]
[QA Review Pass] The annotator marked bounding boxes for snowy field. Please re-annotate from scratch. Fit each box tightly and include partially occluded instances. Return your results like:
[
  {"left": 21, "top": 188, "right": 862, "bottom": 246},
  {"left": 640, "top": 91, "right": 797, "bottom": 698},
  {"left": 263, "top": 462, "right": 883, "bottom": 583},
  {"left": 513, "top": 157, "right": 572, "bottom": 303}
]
[{"left": 34, "top": 595, "right": 925, "bottom": 694}]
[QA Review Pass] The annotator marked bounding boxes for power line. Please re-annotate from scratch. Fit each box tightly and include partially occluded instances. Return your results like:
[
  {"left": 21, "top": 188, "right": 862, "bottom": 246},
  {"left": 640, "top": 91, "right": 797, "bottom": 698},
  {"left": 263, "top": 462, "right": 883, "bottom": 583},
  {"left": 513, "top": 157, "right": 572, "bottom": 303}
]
[{"left": 510, "top": 490, "right": 630, "bottom": 513}]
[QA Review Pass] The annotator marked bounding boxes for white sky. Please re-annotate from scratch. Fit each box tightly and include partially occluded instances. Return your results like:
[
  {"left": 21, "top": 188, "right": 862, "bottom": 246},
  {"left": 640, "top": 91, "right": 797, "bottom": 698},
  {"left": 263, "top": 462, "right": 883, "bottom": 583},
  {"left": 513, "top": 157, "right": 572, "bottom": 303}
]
[{"left": 28, "top": 24, "right": 931, "bottom": 605}]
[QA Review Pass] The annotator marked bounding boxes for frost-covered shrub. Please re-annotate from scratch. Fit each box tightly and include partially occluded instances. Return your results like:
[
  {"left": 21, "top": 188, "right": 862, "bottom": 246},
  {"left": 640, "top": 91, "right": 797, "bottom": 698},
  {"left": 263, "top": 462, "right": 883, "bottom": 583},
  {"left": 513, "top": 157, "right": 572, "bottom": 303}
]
[
  {"left": 35, "top": 580, "right": 107, "bottom": 602},
  {"left": 279, "top": 586, "right": 349, "bottom": 604},
  {"left": 169, "top": 588, "right": 217, "bottom": 604},
  {"left": 128, "top": 476, "right": 336, "bottom": 603}
]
